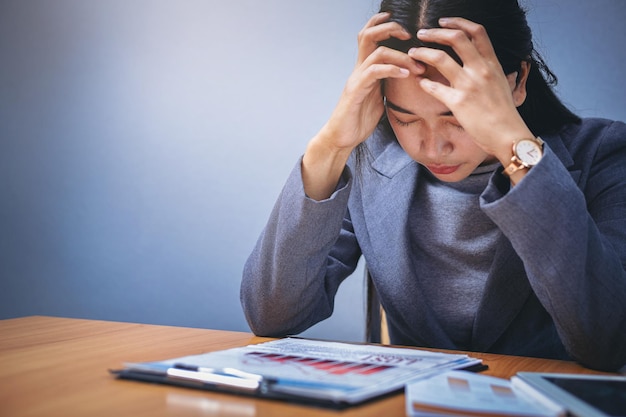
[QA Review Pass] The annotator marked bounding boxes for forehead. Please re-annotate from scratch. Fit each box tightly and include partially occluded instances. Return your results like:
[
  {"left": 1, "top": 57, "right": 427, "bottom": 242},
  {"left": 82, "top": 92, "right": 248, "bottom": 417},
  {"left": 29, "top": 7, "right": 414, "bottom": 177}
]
[{"left": 384, "top": 75, "right": 450, "bottom": 116}]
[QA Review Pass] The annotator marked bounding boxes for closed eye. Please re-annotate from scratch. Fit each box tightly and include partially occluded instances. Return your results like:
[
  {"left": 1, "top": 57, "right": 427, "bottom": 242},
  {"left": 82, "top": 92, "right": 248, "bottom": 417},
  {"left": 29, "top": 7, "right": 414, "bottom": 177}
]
[
  {"left": 392, "top": 115, "right": 416, "bottom": 127},
  {"left": 446, "top": 121, "right": 464, "bottom": 131}
]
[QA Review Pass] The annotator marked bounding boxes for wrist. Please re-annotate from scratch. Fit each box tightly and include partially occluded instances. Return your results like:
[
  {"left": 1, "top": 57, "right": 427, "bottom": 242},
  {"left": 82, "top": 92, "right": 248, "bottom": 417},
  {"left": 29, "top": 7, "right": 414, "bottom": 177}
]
[
  {"left": 501, "top": 136, "right": 545, "bottom": 185},
  {"left": 313, "top": 124, "right": 355, "bottom": 154},
  {"left": 306, "top": 125, "right": 355, "bottom": 168},
  {"left": 302, "top": 129, "right": 354, "bottom": 201},
  {"left": 487, "top": 122, "right": 536, "bottom": 164}
]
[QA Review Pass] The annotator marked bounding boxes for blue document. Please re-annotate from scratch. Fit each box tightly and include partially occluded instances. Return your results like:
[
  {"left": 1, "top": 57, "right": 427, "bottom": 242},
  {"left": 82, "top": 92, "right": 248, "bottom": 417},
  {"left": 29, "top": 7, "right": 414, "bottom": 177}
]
[{"left": 112, "top": 338, "right": 484, "bottom": 408}]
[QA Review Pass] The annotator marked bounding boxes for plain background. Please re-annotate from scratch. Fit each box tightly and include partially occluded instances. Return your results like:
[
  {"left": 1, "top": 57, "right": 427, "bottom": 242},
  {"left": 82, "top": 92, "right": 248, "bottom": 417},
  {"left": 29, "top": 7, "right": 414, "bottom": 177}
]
[{"left": 1, "top": 0, "right": 625, "bottom": 342}]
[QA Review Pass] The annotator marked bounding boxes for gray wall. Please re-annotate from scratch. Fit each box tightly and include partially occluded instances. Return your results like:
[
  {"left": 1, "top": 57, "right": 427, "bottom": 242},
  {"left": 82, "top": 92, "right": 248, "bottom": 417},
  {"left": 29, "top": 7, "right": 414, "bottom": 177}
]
[{"left": 1, "top": 1, "right": 625, "bottom": 342}]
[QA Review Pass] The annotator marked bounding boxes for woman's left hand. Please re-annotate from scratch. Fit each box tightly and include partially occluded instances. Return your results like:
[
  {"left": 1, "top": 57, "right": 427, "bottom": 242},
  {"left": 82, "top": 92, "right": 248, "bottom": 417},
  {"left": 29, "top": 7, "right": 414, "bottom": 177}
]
[{"left": 408, "top": 17, "right": 534, "bottom": 163}]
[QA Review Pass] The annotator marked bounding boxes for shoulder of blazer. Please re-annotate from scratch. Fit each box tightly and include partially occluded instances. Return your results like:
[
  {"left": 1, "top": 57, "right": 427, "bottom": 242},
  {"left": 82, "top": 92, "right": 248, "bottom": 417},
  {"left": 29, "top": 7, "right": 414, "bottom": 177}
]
[
  {"left": 544, "top": 118, "right": 625, "bottom": 164},
  {"left": 354, "top": 126, "right": 416, "bottom": 179},
  {"left": 543, "top": 118, "right": 626, "bottom": 188}
]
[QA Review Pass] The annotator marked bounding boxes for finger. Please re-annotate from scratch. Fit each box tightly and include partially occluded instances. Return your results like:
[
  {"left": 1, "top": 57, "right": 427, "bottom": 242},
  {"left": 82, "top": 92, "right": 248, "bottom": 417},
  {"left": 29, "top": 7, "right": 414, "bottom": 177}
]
[
  {"left": 358, "top": 19, "right": 411, "bottom": 62},
  {"left": 362, "top": 63, "right": 411, "bottom": 83},
  {"left": 360, "top": 12, "right": 408, "bottom": 42},
  {"left": 418, "top": 77, "right": 459, "bottom": 108},
  {"left": 408, "top": 46, "right": 460, "bottom": 83},
  {"left": 416, "top": 27, "right": 479, "bottom": 67},
  {"left": 365, "top": 46, "right": 425, "bottom": 75},
  {"left": 418, "top": 17, "right": 497, "bottom": 64},
  {"left": 439, "top": 17, "right": 497, "bottom": 57},
  {"left": 359, "top": 22, "right": 411, "bottom": 51},
  {"left": 364, "top": 11, "right": 392, "bottom": 28},
  {"left": 361, "top": 12, "right": 411, "bottom": 38}
]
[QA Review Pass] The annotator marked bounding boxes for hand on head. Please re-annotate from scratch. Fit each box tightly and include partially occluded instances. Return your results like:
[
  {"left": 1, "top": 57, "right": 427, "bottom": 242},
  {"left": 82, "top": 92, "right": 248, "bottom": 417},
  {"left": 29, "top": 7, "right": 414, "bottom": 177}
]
[{"left": 408, "top": 17, "right": 534, "bottom": 160}]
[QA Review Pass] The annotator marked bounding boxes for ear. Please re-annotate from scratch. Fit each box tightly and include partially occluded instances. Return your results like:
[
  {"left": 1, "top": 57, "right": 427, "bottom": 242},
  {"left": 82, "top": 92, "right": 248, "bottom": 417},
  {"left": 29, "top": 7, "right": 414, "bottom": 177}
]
[{"left": 507, "top": 60, "right": 530, "bottom": 107}]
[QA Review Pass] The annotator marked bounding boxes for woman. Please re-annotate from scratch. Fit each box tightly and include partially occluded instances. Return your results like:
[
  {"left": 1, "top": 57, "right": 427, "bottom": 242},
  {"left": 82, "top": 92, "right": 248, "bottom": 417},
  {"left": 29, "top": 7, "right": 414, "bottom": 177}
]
[{"left": 240, "top": 0, "right": 626, "bottom": 371}]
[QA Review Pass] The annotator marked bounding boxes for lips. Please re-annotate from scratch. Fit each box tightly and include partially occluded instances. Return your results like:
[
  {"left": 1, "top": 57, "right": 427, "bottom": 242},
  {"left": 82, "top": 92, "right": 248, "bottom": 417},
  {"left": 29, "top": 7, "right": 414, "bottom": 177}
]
[{"left": 426, "top": 164, "right": 461, "bottom": 175}]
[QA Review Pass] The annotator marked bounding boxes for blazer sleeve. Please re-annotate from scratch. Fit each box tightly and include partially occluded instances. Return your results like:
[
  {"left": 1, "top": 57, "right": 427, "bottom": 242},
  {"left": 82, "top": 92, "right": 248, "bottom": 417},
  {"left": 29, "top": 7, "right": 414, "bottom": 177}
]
[
  {"left": 480, "top": 121, "right": 626, "bottom": 371},
  {"left": 240, "top": 158, "right": 362, "bottom": 337}
]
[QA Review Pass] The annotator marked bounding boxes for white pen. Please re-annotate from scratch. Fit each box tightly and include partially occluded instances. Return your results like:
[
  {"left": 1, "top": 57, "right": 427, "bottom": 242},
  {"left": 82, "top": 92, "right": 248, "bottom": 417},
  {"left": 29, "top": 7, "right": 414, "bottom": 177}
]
[{"left": 167, "top": 363, "right": 276, "bottom": 391}]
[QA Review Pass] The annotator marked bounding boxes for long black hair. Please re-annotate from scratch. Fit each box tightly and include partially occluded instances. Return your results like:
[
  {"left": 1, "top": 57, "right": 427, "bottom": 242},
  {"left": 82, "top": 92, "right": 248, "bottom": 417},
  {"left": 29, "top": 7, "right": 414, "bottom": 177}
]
[{"left": 377, "top": 0, "right": 580, "bottom": 137}]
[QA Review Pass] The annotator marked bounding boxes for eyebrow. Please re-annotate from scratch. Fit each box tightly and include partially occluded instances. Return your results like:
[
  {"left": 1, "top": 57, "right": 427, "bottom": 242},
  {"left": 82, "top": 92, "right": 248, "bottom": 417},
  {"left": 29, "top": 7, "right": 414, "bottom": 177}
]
[{"left": 385, "top": 98, "right": 453, "bottom": 117}]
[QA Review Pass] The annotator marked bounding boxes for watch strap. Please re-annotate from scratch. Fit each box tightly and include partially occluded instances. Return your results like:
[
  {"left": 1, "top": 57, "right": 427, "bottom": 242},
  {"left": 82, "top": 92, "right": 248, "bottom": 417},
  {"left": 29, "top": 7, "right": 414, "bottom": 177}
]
[{"left": 504, "top": 158, "right": 527, "bottom": 176}]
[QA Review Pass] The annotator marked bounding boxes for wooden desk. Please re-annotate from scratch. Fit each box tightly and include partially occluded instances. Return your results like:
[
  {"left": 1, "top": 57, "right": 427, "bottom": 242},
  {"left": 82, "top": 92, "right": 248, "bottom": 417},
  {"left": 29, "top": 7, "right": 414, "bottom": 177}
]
[{"left": 0, "top": 316, "right": 610, "bottom": 417}]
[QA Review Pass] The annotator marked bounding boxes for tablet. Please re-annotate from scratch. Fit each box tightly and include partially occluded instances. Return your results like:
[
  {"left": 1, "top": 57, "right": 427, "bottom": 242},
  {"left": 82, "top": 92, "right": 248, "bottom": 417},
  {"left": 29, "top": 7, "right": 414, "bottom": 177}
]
[{"left": 516, "top": 372, "right": 626, "bottom": 417}]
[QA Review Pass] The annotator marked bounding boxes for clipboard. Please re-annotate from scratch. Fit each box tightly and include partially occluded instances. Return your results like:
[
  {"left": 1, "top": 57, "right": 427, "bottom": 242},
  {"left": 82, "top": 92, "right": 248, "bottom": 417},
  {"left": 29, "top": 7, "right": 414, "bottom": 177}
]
[{"left": 111, "top": 338, "right": 485, "bottom": 409}]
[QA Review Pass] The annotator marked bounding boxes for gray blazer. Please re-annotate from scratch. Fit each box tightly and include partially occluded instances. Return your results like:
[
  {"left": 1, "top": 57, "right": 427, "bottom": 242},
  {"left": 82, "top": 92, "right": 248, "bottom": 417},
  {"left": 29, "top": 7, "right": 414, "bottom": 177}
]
[{"left": 241, "top": 118, "right": 626, "bottom": 371}]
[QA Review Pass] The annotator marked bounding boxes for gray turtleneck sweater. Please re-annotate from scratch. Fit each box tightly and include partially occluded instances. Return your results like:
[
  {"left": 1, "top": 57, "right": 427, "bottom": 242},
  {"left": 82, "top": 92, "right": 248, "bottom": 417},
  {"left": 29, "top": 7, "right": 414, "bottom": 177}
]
[{"left": 410, "top": 163, "right": 500, "bottom": 349}]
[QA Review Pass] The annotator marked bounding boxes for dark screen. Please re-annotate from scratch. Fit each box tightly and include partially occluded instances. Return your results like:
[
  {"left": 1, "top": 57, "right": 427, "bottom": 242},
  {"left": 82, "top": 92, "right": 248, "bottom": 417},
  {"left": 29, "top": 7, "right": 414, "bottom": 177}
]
[{"left": 544, "top": 377, "right": 626, "bottom": 417}]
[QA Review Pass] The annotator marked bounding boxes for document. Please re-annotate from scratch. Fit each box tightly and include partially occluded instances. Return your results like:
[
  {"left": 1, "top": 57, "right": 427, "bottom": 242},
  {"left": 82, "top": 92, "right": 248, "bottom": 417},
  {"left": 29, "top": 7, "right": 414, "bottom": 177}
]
[
  {"left": 113, "top": 338, "right": 483, "bottom": 408},
  {"left": 406, "top": 370, "right": 566, "bottom": 417}
]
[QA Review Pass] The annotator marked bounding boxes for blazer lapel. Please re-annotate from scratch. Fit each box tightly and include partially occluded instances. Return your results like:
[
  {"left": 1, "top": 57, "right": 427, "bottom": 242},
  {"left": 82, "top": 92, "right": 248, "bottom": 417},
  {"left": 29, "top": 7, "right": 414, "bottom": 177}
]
[
  {"left": 358, "top": 141, "right": 455, "bottom": 348},
  {"left": 543, "top": 133, "right": 581, "bottom": 184},
  {"left": 361, "top": 140, "right": 416, "bottom": 275},
  {"left": 470, "top": 235, "right": 531, "bottom": 352}
]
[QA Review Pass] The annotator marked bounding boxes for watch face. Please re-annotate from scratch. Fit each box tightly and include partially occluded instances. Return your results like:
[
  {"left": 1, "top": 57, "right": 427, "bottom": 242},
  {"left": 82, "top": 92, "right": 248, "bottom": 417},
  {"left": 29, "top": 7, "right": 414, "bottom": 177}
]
[{"left": 515, "top": 139, "right": 543, "bottom": 165}]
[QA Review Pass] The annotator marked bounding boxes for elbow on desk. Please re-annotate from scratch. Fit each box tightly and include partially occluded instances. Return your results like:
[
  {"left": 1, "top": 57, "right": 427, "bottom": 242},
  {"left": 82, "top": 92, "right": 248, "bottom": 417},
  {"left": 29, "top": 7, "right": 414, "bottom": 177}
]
[
  {"left": 239, "top": 290, "right": 295, "bottom": 338},
  {"left": 240, "top": 290, "right": 331, "bottom": 338},
  {"left": 241, "top": 307, "right": 304, "bottom": 338},
  {"left": 569, "top": 338, "right": 626, "bottom": 373},
  {"left": 241, "top": 303, "right": 284, "bottom": 337},
  {"left": 240, "top": 271, "right": 334, "bottom": 338},
  {"left": 575, "top": 356, "right": 626, "bottom": 374},
  {"left": 582, "top": 353, "right": 626, "bottom": 373}
]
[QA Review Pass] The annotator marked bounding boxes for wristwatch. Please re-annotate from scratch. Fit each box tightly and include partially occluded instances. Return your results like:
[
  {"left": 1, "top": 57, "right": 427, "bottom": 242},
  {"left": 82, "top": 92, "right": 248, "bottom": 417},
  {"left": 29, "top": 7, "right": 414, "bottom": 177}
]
[{"left": 503, "top": 137, "right": 544, "bottom": 176}]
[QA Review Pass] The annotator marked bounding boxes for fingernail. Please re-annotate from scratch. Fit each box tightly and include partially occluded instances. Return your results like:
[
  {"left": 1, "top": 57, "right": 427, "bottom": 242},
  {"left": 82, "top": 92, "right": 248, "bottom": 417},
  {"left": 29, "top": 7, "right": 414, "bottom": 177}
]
[
  {"left": 439, "top": 17, "right": 450, "bottom": 25},
  {"left": 417, "top": 29, "right": 428, "bottom": 37}
]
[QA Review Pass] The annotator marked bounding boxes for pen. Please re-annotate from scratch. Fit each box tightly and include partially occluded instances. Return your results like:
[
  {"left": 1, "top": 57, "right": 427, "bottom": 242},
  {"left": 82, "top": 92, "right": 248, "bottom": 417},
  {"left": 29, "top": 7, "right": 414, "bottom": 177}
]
[{"left": 167, "top": 363, "right": 276, "bottom": 392}]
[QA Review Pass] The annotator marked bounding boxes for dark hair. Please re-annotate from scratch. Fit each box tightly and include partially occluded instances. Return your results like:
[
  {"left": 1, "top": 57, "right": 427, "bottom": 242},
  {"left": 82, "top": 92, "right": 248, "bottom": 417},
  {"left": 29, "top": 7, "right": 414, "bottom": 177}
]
[{"left": 375, "top": 0, "right": 580, "bottom": 138}]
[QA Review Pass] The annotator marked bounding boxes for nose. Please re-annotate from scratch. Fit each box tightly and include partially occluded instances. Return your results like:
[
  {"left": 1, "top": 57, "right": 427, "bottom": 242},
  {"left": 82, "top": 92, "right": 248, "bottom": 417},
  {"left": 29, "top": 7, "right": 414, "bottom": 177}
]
[{"left": 420, "top": 128, "right": 453, "bottom": 160}]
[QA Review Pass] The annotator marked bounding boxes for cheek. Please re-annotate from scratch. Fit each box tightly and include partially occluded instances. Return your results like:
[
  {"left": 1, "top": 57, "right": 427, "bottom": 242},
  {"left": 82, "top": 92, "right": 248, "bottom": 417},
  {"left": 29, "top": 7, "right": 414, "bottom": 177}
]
[
  {"left": 394, "top": 132, "right": 420, "bottom": 157},
  {"left": 452, "top": 138, "right": 492, "bottom": 164},
  {"left": 389, "top": 123, "right": 421, "bottom": 156}
]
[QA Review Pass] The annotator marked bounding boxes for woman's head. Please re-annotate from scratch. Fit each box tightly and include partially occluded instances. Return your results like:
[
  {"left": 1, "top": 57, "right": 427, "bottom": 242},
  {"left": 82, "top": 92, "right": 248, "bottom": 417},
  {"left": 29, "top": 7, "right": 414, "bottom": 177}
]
[
  {"left": 378, "top": 0, "right": 532, "bottom": 76},
  {"left": 376, "top": 0, "right": 579, "bottom": 138},
  {"left": 369, "top": 0, "right": 534, "bottom": 181}
]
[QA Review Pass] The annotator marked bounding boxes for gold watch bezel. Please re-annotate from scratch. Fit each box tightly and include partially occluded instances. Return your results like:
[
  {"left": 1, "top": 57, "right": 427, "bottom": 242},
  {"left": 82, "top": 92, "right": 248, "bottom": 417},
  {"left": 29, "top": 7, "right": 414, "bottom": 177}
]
[{"left": 503, "top": 137, "right": 544, "bottom": 177}]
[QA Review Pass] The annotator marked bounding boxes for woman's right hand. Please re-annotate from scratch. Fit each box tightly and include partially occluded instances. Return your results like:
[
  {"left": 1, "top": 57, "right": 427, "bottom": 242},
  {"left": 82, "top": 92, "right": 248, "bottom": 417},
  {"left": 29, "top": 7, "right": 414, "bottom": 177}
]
[
  {"left": 303, "top": 13, "right": 424, "bottom": 200},
  {"left": 326, "top": 12, "right": 424, "bottom": 150}
]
